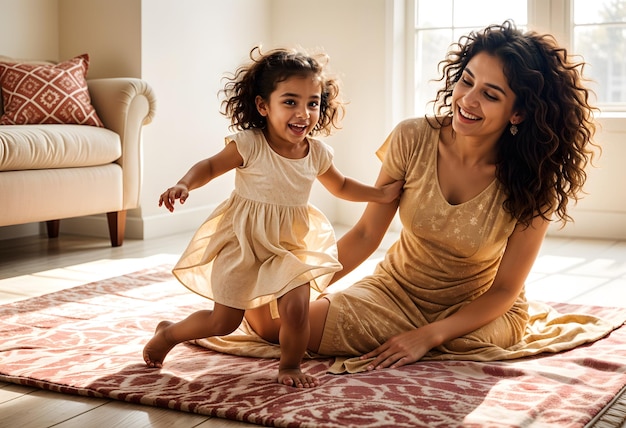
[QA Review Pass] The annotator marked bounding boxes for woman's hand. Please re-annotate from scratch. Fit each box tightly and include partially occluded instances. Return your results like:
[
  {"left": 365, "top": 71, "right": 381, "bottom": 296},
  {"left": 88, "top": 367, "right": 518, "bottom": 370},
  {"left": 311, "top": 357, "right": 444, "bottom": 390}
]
[
  {"left": 158, "top": 184, "right": 190, "bottom": 212},
  {"left": 360, "top": 326, "right": 440, "bottom": 370}
]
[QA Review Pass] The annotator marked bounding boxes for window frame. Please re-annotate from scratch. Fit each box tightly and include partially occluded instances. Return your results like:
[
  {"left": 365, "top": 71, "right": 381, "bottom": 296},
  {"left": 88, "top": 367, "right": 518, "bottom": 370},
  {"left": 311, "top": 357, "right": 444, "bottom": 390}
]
[{"left": 400, "top": 0, "right": 626, "bottom": 118}]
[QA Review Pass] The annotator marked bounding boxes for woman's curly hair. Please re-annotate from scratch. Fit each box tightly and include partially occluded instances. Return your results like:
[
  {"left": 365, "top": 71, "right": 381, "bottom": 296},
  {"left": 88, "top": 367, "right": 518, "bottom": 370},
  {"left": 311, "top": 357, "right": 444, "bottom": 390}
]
[
  {"left": 432, "top": 20, "right": 598, "bottom": 227},
  {"left": 221, "top": 46, "right": 344, "bottom": 137}
]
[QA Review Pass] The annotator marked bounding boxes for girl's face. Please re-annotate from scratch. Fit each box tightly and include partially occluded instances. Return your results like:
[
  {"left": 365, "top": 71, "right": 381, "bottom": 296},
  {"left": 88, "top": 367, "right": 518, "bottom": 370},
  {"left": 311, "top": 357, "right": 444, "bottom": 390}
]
[
  {"left": 255, "top": 75, "right": 321, "bottom": 147},
  {"left": 451, "top": 52, "right": 523, "bottom": 143}
]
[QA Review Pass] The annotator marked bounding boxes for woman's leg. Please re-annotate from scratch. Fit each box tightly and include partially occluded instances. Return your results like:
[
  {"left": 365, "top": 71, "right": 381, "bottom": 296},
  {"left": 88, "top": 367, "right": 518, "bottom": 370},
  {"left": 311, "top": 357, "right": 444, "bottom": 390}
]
[
  {"left": 245, "top": 295, "right": 331, "bottom": 353},
  {"left": 143, "top": 303, "right": 244, "bottom": 367}
]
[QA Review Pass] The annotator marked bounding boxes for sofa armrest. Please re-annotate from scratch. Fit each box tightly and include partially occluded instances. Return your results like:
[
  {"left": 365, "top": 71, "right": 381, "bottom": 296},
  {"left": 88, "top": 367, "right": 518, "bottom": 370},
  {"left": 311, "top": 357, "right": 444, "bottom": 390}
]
[{"left": 87, "top": 78, "right": 157, "bottom": 210}]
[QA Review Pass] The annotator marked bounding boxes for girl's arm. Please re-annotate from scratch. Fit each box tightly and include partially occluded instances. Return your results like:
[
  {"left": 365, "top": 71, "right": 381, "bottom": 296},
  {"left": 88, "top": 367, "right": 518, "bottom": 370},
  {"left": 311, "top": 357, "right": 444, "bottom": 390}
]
[
  {"left": 361, "top": 214, "right": 550, "bottom": 370},
  {"left": 159, "top": 142, "right": 243, "bottom": 212},
  {"left": 330, "top": 167, "right": 401, "bottom": 284},
  {"left": 317, "top": 164, "right": 404, "bottom": 204}
]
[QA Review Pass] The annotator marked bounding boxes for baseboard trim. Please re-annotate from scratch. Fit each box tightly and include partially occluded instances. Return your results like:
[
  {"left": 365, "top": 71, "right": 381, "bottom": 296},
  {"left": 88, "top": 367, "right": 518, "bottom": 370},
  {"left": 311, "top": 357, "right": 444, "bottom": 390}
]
[
  {"left": 3, "top": 207, "right": 623, "bottom": 242},
  {"left": 56, "top": 205, "right": 216, "bottom": 241},
  {"left": 140, "top": 206, "right": 215, "bottom": 240},
  {"left": 0, "top": 223, "right": 42, "bottom": 240}
]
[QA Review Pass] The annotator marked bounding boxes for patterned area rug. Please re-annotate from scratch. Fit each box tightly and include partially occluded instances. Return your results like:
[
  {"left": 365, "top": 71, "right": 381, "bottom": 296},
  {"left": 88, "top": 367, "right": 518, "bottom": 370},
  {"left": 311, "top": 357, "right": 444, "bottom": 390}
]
[{"left": 1, "top": 264, "right": 626, "bottom": 428}]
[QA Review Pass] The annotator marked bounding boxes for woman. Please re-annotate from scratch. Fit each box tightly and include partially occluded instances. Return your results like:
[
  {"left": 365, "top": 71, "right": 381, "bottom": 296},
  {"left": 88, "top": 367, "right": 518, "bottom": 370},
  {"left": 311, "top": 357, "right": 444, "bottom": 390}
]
[{"left": 227, "top": 21, "right": 616, "bottom": 373}]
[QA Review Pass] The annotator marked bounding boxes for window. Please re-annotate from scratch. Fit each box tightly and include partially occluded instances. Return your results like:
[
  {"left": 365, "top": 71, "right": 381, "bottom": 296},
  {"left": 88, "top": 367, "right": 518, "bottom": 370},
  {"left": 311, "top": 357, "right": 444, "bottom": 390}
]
[
  {"left": 407, "top": 0, "right": 626, "bottom": 115},
  {"left": 410, "top": 0, "right": 527, "bottom": 114},
  {"left": 573, "top": 0, "right": 626, "bottom": 109}
]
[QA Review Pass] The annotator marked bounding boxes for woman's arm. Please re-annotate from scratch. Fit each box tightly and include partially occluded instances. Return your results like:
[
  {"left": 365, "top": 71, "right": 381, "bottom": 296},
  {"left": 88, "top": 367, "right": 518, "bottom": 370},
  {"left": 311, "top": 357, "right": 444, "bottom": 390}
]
[
  {"left": 361, "top": 214, "right": 550, "bottom": 370},
  {"left": 159, "top": 141, "right": 243, "bottom": 212},
  {"left": 330, "top": 167, "right": 401, "bottom": 284},
  {"left": 317, "top": 164, "right": 404, "bottom": 204}
]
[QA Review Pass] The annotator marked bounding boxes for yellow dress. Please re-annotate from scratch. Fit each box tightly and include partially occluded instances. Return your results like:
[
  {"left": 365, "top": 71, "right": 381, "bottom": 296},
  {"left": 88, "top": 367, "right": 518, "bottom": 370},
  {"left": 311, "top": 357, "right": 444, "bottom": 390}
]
[
  {"left": 317, "top": 117, "right": 618, "bottom": 372},
  {"left": 172, "top": 129, "right": 342, "bottom": 310}
]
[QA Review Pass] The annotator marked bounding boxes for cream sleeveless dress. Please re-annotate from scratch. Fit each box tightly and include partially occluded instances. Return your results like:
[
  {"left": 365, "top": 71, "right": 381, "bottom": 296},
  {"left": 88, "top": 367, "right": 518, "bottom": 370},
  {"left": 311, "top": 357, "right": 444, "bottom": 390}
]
[{"left": 172, "top": 129, "right": 342, "bottom": 310}]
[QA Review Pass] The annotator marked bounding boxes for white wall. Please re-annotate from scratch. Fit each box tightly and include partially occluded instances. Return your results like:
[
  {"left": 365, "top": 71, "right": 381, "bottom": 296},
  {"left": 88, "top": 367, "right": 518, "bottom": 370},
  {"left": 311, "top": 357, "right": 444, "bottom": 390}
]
[
  {"left": 0, "top": 0, "right": 58, "bottom": 60},
  {"left": 138, "top": 0, "right": 271, "bottom": 239},
  {"left": 138, "top": 0, "right": 393, "bottom": 239},
  {"left": 547, "top": 115, "right": 626, "bottom": 239},
  {"left": 0, "top": 0, "right": 624, "bottom": 241},
  {"left": 1, "top": 0, "right": 272, "bottom": 241},
  {"left": 266, "top": 0, "right": 394, "bottom": 226},
  {"left": 58, "top": 0, "right": 141, "bottom": 79}
]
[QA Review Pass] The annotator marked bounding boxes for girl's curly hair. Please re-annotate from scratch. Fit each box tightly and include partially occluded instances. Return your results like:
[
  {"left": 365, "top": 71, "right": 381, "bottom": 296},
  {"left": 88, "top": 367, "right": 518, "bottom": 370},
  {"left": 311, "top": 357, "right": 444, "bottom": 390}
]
[
  {"left": 432, "top": 20, "right": 598, "bottom": 227},
  {"left": 221, "top": 46, "right": 344, "bottom": 137}
]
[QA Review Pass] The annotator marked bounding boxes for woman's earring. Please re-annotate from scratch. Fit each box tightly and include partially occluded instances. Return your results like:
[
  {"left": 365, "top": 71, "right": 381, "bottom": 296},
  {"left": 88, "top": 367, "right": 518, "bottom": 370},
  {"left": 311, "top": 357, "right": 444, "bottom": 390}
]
[{"left": 510, "top": 123, "right": 518, "bottom": 136}]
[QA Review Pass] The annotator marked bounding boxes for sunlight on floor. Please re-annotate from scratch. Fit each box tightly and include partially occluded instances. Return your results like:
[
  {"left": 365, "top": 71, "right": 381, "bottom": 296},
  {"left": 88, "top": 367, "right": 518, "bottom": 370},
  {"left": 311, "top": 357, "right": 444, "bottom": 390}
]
[
  {"left": 531, "top": 254, "right": 587, "bottom": 273},
  {"left": 0, "top": 254, "right": 179, "bottom": 305},
  {"left": 525, "top": 242, "right": 626, "bottom": 307},
  {"left": 1, "top": 233, "right": 625, "bottom": 309}
]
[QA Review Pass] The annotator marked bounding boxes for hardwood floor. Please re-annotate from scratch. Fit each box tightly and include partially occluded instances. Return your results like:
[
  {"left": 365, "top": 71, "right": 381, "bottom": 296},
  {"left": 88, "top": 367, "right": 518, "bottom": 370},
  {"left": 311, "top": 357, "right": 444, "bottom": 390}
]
[
  {"left": 0, "top": 232, "right": 256, "bottom": 428},
  {"left": 0, "top": 229, "right": 625, "bottom": 427}
]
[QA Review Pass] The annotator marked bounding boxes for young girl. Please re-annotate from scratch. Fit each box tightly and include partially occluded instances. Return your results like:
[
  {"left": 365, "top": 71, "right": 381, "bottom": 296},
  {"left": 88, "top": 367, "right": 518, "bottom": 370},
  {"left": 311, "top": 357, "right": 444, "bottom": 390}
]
[{"left": 142, "top": 46, "right": 403, "bottom": 388}]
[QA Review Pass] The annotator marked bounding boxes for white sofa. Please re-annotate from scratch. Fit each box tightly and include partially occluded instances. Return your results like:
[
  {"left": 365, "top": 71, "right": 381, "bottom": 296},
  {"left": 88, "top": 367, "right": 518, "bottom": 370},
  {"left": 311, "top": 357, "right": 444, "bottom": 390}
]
[{"left": 0, "top": 58, "right": 156, "bottom": 247}]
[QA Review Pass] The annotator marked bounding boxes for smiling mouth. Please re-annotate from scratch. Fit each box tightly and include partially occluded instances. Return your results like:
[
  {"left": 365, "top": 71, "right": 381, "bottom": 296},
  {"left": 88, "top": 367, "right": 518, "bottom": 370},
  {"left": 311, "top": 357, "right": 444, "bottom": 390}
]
[
  {"left": 289, "top": 123, "right": 308, "bottom": 133},
  {"left": 459, "top": 107, "right": 481, "bottom": 121}
]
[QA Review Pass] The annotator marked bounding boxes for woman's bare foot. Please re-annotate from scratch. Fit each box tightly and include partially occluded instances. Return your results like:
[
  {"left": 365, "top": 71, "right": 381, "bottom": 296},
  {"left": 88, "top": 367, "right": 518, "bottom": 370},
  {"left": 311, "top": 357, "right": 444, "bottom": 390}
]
[
  {"left": 278, "top": 367, "right": 319, "bottom": 388},
  {"left": 143, "top": 320, "right": 176, "bottom": 368}
]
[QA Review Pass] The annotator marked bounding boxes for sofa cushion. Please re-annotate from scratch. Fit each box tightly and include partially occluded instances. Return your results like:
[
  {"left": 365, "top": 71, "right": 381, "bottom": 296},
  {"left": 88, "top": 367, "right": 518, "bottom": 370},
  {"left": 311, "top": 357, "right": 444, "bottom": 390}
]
[
  {"left": 0, "top": 54, "right": 103, "bottom": 127},
  {"left": 0, "top": 124, "right": 121, "bottom": 171}
]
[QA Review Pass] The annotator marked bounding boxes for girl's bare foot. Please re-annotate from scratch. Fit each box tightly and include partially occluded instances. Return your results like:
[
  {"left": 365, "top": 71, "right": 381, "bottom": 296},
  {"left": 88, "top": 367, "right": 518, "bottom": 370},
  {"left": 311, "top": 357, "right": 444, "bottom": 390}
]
[
  {"left": 143, "top": 320, "right": 175, "bottom": 368},
  {"left": 278, "top": 367, "right": 319, "bottom": 388}
]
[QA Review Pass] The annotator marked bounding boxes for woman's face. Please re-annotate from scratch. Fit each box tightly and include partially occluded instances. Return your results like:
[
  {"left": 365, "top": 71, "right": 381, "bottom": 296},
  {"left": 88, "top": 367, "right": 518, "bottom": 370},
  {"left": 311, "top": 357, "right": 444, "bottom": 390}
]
[{"left": 451, "top": 52, "right": 523, "bottom": 142}]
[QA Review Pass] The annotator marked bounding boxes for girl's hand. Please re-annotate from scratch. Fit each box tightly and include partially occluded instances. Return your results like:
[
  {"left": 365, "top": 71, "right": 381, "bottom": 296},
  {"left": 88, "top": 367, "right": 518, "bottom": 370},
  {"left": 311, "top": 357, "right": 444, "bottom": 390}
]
[
  {"left": 360, "top": 327, "right": 438, "bottom": 371},
  {"left": 158, "top": 184, "right": 189, "bottom": 212},
  {"left": 379, "top": 180, "right": 404, "bottom": 203}
]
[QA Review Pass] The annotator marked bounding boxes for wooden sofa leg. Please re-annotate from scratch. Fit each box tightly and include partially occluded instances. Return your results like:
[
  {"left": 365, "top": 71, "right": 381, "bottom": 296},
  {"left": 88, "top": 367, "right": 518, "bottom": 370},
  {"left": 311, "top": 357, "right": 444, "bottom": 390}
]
[
  {"left": 107, "top": 210, "right": 127, "bottom": 247},
  {"left": 46, "top": 220, "right": 60, "bottom": 238}
]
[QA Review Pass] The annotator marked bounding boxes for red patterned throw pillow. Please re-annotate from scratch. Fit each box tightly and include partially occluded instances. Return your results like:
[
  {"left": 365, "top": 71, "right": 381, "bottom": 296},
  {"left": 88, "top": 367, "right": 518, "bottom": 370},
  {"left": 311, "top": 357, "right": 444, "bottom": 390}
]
[{"left": 0, "top": 54, "right": 103, "bottom": 126}]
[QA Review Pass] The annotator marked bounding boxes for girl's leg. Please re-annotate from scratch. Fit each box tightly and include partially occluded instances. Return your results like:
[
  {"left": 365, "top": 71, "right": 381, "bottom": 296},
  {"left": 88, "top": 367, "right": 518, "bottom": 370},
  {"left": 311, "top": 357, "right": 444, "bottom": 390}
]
[
  {"left": 143, "top": 303, "right": 244, "bottom": 368},
  {"left": 275, "top": 284, "right": 319, "bottom": 388}
]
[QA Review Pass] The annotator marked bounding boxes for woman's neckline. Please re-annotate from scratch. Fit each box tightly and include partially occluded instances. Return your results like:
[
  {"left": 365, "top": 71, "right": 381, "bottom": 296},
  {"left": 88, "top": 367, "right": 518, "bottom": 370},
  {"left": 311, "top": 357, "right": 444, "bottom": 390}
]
[{"left": 434, "top": 126, "right": 498, "bottom": 207}]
